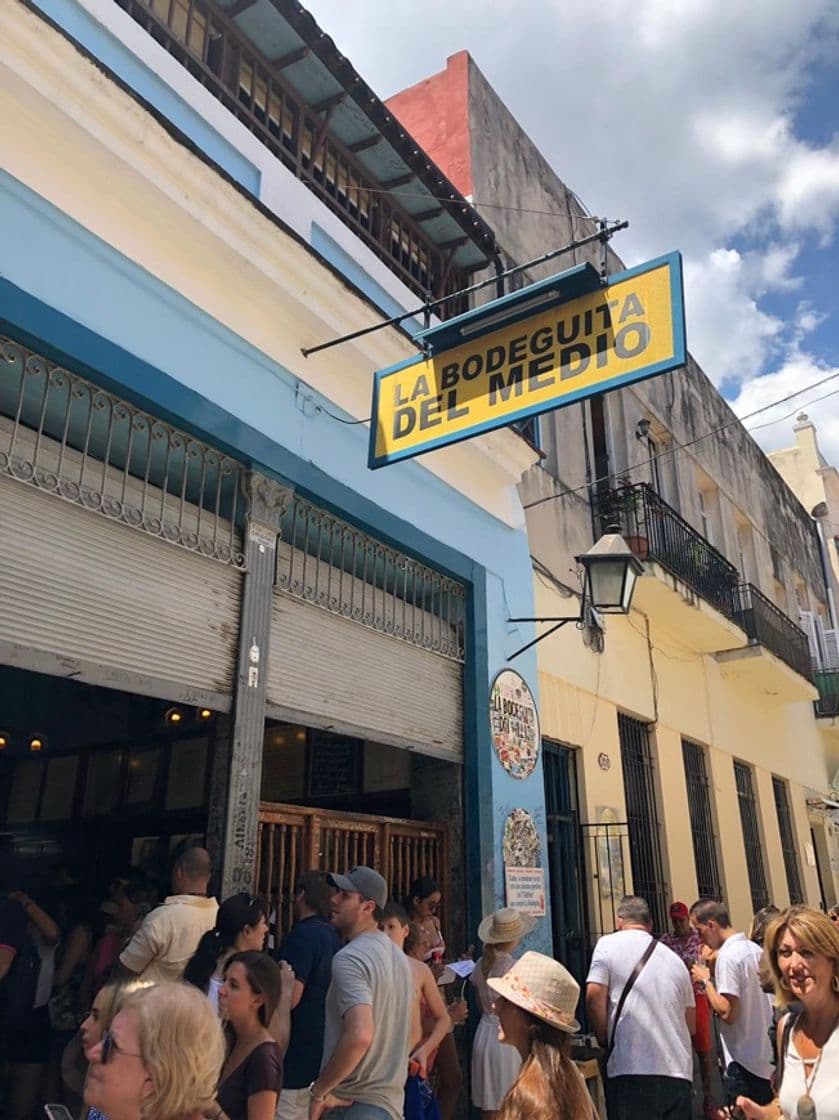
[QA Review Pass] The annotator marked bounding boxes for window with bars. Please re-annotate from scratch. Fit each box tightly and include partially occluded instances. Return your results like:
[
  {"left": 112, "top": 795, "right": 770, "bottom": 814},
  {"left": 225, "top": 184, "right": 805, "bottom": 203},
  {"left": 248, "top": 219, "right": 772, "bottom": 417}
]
[
  {"left": 772, "top": 776, "right": 804, "bottom": 904},
  {"left": 733, "top": 760, "right": 769, "bottom": 911},
  {"left": 618, "top": 713, "right": 667, "bottom": 932},
  {"left": 681, "top": 739, "right": 722, "bottom": 899}
]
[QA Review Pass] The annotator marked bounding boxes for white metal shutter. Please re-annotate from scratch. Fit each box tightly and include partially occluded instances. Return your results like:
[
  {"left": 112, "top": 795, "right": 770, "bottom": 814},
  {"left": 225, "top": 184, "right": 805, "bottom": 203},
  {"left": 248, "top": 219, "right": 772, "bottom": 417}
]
[
  {"left": 266, "top": 593, "right": 463, "bottom": 763},
  {"left": 799, "top": 610, "right": 821, "bottom": 670},
  {"left": 0, "top": 475, "right": 241, "bottom": 709}
]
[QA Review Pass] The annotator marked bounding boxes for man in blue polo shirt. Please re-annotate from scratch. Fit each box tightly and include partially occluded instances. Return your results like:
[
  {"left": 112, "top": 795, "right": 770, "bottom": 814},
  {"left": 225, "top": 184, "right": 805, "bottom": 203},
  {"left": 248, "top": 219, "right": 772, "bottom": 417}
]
[{"left": 276, "top": 871, "right": 341, "bottom": 1120}]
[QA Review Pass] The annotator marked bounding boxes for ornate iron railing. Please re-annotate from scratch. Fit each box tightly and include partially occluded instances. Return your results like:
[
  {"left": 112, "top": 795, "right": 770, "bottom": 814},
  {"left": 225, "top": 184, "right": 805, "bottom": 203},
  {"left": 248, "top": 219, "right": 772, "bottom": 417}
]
[
  {"left": 113, "top": 0, "right": 471, "bottom": 314},
  {"left": 0, "top": 334, "right": 246, "bottom": 567},
  {"left": 814, "top": 669, "right": 839, "bottom": 717},
  {"left": 275, "top": 496, "right": 466, "bottom": 662},
  {"left": 597, "top": 482, "right": 740, "bottom": 619},
  {"left": 597, "top": 482, "right": 813, "bottom": 681},
  {"left": 732, "top": 584, "right": 813, "bottom": 683}
]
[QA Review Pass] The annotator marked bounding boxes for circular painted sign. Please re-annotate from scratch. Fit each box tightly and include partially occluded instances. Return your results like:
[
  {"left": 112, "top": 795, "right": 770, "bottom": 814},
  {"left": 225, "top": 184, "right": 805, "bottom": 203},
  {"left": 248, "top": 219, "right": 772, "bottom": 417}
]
[{"left": 490, "top": 669, "right": 540, "bottom": 779}]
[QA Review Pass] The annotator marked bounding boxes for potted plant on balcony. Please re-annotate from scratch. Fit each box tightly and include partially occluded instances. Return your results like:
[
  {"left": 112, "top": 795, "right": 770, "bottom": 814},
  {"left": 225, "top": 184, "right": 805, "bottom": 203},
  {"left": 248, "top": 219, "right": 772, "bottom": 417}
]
[{"left": 607, "top": 477, "right": 648, "bottom": 560}]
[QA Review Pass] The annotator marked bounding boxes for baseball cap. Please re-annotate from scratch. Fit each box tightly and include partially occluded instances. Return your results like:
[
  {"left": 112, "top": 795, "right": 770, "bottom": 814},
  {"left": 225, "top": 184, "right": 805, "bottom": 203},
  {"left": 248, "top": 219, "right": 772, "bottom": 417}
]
[
  {"left": 327, "top": 866, "right": 388, "bottom": 909},
  {"left": 670, "top": 901, "right": 689, "bottom": 919}
]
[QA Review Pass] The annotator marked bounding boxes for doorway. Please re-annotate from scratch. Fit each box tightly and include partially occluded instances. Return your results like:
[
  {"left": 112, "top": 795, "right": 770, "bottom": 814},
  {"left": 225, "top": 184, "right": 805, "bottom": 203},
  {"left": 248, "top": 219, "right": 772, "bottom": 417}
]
[{"left": 543, "top": 741, "right": 588, "bottom": 987}]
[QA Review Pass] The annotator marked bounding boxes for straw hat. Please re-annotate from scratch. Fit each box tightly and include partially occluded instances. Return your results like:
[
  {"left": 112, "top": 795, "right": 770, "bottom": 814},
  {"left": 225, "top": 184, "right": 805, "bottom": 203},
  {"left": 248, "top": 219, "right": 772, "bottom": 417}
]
[
  {"left": 488, "top": 950, "right": 581, "bottom": 1034},
  {"left": 477, "top": 907, "right": 537, "bottom": 945}
]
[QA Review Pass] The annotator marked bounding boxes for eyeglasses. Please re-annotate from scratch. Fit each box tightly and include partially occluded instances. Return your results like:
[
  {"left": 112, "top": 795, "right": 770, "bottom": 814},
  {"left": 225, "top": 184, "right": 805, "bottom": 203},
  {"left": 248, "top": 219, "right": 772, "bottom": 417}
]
[{"left": 100, "top": 1030, "right": 143, "bottom": 1064}]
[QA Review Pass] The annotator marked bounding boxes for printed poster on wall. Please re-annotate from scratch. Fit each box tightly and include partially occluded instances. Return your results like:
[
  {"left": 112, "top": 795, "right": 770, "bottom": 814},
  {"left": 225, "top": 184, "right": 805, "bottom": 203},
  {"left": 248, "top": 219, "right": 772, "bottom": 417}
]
[{"left": 505, "top": 866, "right": 546, "bottom": 917}]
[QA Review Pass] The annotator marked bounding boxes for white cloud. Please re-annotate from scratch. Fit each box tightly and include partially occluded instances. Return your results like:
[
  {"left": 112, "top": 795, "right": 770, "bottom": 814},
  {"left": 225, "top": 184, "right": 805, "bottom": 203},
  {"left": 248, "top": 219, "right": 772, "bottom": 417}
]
[{"left": 731, "top": 351, "right": 839, "bottom": 465}]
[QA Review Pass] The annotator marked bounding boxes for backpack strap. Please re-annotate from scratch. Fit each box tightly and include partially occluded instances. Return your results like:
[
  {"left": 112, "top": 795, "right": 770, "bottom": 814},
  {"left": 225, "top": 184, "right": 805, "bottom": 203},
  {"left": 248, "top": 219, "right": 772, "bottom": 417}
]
[{"left": 607, "top": 936, "right": 657, "bottom": 1059}]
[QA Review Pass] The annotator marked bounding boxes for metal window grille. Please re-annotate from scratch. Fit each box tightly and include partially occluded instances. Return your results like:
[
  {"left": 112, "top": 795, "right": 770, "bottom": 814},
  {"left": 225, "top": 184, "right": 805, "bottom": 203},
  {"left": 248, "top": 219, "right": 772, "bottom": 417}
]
[
  {"left": 580, "top": 821, "right": 631, "bottom": 942},
  {"left": 275, "top": 496, "right": 466, "bottom": 662},
  {"left": 681, "top": 739, "right": 722, "bottom": 899},
  {"left": 617, "top": 713, "right": 667, "bottom": 931},
  {"left": 0, "top": 334, "right": 246, "bottom": 568},
  {"left": 772, "top": 776, "right": 804, "bottom": 904},
  {"left": 543, "top": 742, "right": 588, "bottom": 987},
  {"left": 733, "top": 760, "right": 769, "bottom": 911}
]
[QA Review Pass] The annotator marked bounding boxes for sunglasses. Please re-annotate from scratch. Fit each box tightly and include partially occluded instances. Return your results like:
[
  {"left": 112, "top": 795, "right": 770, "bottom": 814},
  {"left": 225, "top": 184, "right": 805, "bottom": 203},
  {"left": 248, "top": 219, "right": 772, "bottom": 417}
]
[{"left": 100, "top": 1029, "right": 143, "bottom": 1065}]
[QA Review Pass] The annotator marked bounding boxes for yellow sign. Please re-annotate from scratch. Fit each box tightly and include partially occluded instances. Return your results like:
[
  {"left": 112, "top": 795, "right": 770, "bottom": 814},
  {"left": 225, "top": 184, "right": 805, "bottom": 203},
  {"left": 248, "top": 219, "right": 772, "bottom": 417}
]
[{"left": 369, "top": 252, "right": 685, "bottom": 468}]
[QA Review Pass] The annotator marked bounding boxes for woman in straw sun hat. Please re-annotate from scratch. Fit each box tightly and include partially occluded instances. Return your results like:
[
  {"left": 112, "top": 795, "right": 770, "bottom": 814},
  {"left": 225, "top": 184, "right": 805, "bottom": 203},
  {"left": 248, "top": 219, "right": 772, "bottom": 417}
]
[
  {"left": 469, "top": 908, "right": 536, "bottom": 1119},
  {"left": 488, "top": 951, "right": 595, "bottom": 1120}
]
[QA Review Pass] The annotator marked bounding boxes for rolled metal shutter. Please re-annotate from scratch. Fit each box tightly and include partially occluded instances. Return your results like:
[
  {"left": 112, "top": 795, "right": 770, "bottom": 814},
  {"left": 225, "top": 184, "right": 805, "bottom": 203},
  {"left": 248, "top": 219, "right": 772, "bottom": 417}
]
[
  {"left": 0, "top": 474, "right": 241, "bottom": 709},
  {"left": 266, "top": 593, "right": 463, "bottom": 763}
]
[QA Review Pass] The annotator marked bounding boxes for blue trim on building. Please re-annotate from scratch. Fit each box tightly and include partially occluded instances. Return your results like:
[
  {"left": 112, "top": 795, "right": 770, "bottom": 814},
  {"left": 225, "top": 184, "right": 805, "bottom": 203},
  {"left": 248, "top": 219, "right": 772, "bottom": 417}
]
[
  {"left": 0, "top": 275, "right": 482, "bottom": 584},
  {"left": 30, "top": 0, "right": 261, "bottom": 197}
]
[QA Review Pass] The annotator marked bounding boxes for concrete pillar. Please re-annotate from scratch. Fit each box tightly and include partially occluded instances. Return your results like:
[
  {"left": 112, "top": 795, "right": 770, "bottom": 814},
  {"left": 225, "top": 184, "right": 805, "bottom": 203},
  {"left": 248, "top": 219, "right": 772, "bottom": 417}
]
[
  {"left": 221, "top": 472, "right": 292, "bottom": 898},
  {"left": 655, "top": 727, "right": 698, "bottom": 905},
  {"left": 707, "top": 747, "right": 752, "bottom": 930}
]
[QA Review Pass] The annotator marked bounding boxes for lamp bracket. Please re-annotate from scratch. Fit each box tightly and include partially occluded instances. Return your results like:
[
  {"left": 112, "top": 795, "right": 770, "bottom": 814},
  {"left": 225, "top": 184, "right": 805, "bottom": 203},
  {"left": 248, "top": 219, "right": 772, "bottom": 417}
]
[{"left": 506, "top": 614, "right": 583, "bottom": 661}]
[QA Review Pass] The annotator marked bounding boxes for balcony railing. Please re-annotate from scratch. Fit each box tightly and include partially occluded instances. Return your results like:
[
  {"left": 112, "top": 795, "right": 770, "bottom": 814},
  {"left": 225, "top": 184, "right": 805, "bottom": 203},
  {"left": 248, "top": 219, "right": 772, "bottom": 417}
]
[
  {"left": 597, "top": 482, "right": 813, "bottom": 682},
  {"left": 113, "top": 0, "right": 471, "bottom": 314},
  {"left": 598, "top": 482, "right": 740, "bottom": 619},
  {"left": 814, "top": 669, "right": 839, "bottom": 716},
  {"left": 732, "top": 584, "right": 814, "bottom": 683}
]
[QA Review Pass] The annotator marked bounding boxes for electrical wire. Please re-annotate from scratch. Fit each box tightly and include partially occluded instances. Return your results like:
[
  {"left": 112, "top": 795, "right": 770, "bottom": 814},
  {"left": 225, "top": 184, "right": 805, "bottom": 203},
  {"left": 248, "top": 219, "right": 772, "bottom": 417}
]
[
  {"left": 523, "top": 366, "right": 839, "bottom": 511},
  {"left": 313, "top": 183, "right": 606, "bottom": 222},
  {"left": 314, "top": 402, "right": 369, "bottom": 425}
]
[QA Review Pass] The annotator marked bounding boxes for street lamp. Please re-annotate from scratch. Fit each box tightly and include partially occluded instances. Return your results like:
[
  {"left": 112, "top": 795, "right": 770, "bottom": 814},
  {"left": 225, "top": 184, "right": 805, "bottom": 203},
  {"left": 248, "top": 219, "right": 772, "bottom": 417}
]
[{"left": 507, "top": 527, "right": 644, "bottom": 660}]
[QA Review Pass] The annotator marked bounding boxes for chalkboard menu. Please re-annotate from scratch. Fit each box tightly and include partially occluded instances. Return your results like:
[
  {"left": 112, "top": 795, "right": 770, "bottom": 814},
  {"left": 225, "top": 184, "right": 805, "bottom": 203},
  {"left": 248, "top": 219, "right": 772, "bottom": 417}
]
[{"left": 308, "top": 732, "right": 360, "bottom": 798}]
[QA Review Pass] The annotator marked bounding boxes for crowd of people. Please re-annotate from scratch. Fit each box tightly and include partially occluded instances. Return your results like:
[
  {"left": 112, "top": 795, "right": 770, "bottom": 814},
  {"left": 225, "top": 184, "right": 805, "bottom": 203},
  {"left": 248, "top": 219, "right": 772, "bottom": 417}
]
[{"left": 1, "top": 841, "right": 838, "bottom": 1120}]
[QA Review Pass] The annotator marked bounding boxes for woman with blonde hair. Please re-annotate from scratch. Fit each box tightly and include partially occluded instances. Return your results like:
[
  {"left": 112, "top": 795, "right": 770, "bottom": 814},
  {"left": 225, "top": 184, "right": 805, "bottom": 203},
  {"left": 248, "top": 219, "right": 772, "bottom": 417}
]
[
  {"left": 488, "top": 951, "right": 594, "bottom": 1120},
  {"left": 736, "top": 906, "right": 839, "bottom": 1120},
  {"left": 469, "top": 908, "right": 535, "bottom": 1120},
  {"left": 84, "top": 981, "right": 226, "bottom": 1120},
  {"left": 65, "top": 975, "right": 155, "bottom": 1116}
]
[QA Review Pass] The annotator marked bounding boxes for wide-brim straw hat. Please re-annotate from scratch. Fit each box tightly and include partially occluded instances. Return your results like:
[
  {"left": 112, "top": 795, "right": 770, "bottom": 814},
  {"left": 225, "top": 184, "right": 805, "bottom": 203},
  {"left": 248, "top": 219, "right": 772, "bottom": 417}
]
[
  {"left": 477, "top": 907, "right": 537, "bottom": 945},
  {"left": 488, "top": 950, "right": 581, "bottom": 1034}
]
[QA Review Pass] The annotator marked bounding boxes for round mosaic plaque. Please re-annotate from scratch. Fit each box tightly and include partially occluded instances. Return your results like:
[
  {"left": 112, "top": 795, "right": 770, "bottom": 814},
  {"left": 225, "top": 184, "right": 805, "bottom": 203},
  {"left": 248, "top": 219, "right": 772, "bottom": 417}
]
[
  {"left": 503, "top": 808, "right": 541, "bottom": 867},
  {"left": 490, "top": 669, "right": 540, "bottom": 779}
]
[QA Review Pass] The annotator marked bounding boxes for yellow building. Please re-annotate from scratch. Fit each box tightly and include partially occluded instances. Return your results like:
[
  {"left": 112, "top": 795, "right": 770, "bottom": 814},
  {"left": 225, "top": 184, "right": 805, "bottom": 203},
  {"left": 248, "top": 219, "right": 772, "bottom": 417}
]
[{"left": 390, "top": 51, "right": 839, "bottom": 959}]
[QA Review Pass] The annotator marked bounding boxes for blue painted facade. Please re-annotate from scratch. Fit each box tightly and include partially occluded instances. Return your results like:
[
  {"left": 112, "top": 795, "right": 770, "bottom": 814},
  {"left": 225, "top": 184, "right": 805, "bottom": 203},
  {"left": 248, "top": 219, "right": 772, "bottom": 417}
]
[{"left": 4, "top": 0, "right": 554, "bottom": 951}]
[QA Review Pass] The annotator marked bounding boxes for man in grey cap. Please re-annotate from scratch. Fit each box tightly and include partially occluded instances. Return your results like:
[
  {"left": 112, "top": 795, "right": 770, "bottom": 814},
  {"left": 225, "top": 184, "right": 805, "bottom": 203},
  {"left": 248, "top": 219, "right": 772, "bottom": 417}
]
[{"left": 307, "top": 866, "right": 413, "bottom": 1120}]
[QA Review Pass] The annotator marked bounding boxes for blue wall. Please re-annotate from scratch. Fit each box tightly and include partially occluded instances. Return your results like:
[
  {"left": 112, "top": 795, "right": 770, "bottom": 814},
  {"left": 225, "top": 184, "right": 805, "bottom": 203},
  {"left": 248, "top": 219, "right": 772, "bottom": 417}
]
[{"left": 2, "top": 0, "right": 554, "bottom": 949}]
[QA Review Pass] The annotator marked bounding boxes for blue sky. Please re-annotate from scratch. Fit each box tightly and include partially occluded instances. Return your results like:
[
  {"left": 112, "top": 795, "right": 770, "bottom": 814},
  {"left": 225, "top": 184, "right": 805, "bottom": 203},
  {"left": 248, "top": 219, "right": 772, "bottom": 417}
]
[{"left": 306, "top": 0, "right": 839, "bottom": 461}]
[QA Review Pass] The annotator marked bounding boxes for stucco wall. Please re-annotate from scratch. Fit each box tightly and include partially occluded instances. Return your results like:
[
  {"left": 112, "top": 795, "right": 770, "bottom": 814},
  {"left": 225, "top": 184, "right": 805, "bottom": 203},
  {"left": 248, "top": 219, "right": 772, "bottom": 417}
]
[{"left": 2, "top": 0, "right": 557, "bottom": 950}]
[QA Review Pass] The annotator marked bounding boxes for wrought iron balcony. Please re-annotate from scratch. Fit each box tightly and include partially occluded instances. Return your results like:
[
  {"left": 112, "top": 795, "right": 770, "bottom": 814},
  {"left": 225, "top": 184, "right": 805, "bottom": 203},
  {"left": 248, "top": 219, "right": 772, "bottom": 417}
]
[
  {"left": 597, "top": 482, "right": 740, "bottom": 619},
  {"left": 814, "top": 669, "right": 839, "bottom": 717},
  {"left": 597, "top": 483, "right": 813, "bottom": 682},
  {"left": 731, "top": 584, "right": 814, "bottom": 683}
]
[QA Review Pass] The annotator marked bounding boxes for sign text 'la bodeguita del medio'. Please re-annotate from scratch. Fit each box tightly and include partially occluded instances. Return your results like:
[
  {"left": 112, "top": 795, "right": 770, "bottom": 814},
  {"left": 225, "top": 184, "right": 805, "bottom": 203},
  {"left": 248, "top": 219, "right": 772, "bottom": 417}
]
[{"left": 368, "top": 252, "right": 686, "bottom": 469}]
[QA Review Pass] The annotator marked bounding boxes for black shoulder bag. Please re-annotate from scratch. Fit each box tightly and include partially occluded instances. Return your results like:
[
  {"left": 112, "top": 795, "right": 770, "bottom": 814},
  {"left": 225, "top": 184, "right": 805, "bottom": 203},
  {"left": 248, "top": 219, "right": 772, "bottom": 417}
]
[{"left": 606, "top": 936, "right": 658, "bottom": 1061}]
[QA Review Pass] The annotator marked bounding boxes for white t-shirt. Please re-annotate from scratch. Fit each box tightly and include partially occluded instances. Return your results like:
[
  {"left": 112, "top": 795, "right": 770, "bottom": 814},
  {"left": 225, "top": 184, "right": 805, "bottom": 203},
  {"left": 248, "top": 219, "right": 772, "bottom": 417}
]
[
  {"left": 587, "top": 930, "right": 694, "bottom": 1080},
  {"left": 714, "top": 932, "right": 773, "bottom": 1081}
]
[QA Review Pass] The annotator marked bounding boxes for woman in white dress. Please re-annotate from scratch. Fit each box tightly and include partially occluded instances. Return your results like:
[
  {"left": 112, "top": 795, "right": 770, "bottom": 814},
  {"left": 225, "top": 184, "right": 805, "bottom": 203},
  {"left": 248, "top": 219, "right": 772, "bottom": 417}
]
[
  {"left": 469, "top": 908, "right": 535, "bottom": 1120},
  {"left": 737, "top": 905, "right": 839, "bottom": 1120}
]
